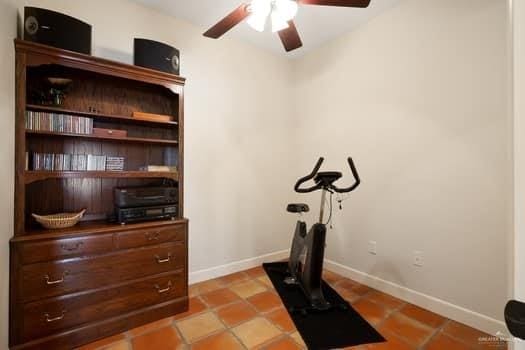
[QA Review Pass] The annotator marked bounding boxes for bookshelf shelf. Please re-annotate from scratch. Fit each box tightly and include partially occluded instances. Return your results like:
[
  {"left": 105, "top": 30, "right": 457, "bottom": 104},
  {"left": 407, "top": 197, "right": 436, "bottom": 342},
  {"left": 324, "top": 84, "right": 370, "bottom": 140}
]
[
  {"left": 26, "top": 104, "right": 179, "bottom": 126},
  {"left": 24, "top": 170, "right": 179, "bottom": 184},
  {"left": 26, "top": 129, "right": 179, "bottom": 145}
]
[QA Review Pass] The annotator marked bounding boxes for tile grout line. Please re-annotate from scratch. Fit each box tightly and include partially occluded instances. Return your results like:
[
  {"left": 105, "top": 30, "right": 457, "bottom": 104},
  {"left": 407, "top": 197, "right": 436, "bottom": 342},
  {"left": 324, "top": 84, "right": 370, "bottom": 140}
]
[
  {"left": 208, "top": 274, "right": 304, "bottom": 349},
  {"left": 172, "top": 294, "right": 224, "bottom": 347},
  {"left": 209, "top": 304, "right": 250, "bottom": 350},
  {"left": 377, "top": 310, "right": 437, "bottom": 349},
  {"left": 207, "top": 289, "right": 265, "bottom": 350},
  {"left": 176, "top": 274, "right": 283, "bottom": 349},
  {"left": 438, "top": 321, "right": 505, "bottom": 350},
  {"left": 416, "top": 319, "right": 451, "bottom": 350},
  {"left": 171, "top": 317, "right": 189, "bottom": 348},
  {"left": 219, "top": 279, "right": 302, "bottom": 349}
]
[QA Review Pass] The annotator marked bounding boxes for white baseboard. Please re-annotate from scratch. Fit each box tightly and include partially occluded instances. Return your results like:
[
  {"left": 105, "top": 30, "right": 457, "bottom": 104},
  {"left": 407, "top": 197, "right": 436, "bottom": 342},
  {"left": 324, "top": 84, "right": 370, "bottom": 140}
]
[
  {"left": 189, "top": 250, "right": 289, "bottom": 284},
  {"left": 324, "top": 259, "right": 507, "bottom": 336}
]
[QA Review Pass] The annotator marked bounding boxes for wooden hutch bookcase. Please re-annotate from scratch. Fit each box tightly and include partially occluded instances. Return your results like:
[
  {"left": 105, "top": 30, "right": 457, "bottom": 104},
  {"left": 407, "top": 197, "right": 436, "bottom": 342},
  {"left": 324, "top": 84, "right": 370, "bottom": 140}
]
[{"left": 9, "top": 39, "right": 188, "bottom": 350}]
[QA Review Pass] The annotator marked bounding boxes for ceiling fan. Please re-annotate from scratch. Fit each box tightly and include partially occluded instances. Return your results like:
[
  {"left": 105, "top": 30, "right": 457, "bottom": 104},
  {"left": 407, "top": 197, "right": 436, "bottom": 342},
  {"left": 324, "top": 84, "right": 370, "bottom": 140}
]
[{"left": 203, "top": 0, "right": 371, "bottom": 52}]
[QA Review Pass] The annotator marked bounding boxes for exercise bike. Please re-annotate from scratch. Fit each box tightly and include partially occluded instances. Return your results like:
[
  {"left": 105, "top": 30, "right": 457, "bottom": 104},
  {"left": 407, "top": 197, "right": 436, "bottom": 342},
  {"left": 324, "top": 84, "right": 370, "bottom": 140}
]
[{"left": 285, "top": 157, "right": 360, "bottom": 313}]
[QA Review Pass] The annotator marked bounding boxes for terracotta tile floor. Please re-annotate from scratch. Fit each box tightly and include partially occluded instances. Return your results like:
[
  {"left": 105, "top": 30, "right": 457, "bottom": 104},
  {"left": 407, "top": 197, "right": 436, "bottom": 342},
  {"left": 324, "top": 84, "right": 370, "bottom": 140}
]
[{"left": 80, "top": 266, "right": 508, "bottom": 350}]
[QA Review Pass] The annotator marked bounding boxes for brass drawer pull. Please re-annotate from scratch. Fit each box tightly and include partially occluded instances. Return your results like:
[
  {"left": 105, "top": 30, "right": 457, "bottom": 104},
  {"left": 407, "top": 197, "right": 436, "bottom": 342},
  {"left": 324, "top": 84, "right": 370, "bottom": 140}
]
[
  {"left": 145, "top": 231, "right": 161, "bottom": 241},
  {"left": 155, "top": 280, "right": 172, "bottom": 294},
  {"left": 44, "top": 271, "right": 69, "bottom": 285},
  {"left": 61, "top": 242, "right": 83, "bottom": 252},
  {"left": 44, "top": 310, "right": 66, "bottom": 323},
  {"left": 155, "top": 254, "right": 171, "bottom": 264}
]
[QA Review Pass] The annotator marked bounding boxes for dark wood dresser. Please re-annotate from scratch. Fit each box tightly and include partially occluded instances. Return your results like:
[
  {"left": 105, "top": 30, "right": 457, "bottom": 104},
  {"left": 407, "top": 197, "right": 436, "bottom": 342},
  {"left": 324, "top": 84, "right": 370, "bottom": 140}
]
[{"left": 10, "top": 40, "right": 188, "bottom": 350}]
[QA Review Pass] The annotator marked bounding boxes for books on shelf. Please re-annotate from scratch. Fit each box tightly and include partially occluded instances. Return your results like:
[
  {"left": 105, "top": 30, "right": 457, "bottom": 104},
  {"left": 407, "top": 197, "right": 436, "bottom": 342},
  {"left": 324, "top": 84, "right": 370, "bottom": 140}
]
[
  {"left": 139, "top": 165, "right": 177, "bottom": 172},
  {"left": 29, "top": 153, "right": 125, "bottom": 171},
  {"left": 87, "top": 155, "right": 107, "bottom": 171},
  {"left": 31, "top": 153, "right": 73, "bottom": 171},
  {"left": 25, "top": 111, "right": 93, "bottom": 134},
  {"left": 106, "top": 157, "right": 125, "bottom": 171},
  {"left": 72, "top": 155, "right": 88, "bottom": 171}
]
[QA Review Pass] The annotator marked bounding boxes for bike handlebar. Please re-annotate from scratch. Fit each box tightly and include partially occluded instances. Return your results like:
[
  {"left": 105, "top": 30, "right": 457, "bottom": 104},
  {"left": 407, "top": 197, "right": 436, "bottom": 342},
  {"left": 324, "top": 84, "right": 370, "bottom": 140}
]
[
  {"left": 333, "top": 157, "right": 361, "bottom": 193},
  {"left": 294, "top": 157, "right": 325, "bottom": 193},
  {"left": 294, "top": 157, "right": 360, "bottom": 194}
]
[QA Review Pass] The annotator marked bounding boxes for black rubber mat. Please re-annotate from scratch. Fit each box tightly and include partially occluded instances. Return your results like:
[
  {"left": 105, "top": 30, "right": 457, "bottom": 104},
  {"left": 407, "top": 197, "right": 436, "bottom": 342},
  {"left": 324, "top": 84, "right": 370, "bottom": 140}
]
[{"left": 263, "top": 262, "right": 385, "bottom": 350}]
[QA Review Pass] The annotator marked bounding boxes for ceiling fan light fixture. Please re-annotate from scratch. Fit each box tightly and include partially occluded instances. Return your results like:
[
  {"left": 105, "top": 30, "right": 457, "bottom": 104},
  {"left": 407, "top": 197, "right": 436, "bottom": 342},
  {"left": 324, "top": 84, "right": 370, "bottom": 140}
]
[
  {"left": 204, "top": 0, "right": 371, "bottom": 52},
  {"left": 247, "top": 13, "right": 267, "bottom": 32},
  {"left": 274, "top": 0, "right": 298, "bottom": 22},
  {"left": 247, "top": 0, "right": 272, "bottom": 32},
  {"left": 247, "top": 0, "right": 298, "bottom": 32}
]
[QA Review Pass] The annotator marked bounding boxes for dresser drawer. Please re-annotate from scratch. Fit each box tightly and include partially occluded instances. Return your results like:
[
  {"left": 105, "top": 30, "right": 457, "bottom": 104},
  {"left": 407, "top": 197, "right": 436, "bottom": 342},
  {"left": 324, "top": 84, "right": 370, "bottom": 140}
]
[
  {"left": 18, "top": 234, "right": 114, "bottom": 264},
  {"left": 19, "top": 271, "right": 185, "bottom": 342},
  {"left": 18, "top": 242, "right": 185, "bottom": 303},
  {"left": 117, "top": 224, "right": 185, "bottom": 250}
]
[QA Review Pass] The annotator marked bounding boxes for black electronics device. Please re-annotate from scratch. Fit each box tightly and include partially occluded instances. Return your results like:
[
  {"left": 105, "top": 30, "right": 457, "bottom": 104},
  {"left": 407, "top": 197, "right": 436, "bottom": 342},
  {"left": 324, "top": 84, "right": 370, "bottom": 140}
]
[
  {"left": 114, "top": 186, "right": 178, "bottom": 208},
  {"left": 24, "top": 7, "right": 92, "bottom": 55},
  {"left": 134, "top": 38, "right": 180, "bottom": 75},
  {"left": 116, "top": 204, "right": 177, "bottom": 224}
]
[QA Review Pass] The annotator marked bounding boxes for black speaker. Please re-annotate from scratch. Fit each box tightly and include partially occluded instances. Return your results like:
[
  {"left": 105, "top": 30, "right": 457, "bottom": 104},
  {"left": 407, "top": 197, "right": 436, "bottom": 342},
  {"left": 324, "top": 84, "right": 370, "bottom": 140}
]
[
  {"left": 134, "top": 38, "right": 180, "bottom": 75},
  {"left": 24, "top": 7, "right": 92, "bottom": 55}
]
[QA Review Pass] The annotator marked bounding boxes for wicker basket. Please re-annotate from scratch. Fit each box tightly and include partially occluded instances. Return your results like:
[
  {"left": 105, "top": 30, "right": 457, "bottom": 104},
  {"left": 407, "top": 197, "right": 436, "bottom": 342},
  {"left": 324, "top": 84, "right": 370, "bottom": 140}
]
[{"left": 32, "top": 209, "right": 86, "bottom": 229}]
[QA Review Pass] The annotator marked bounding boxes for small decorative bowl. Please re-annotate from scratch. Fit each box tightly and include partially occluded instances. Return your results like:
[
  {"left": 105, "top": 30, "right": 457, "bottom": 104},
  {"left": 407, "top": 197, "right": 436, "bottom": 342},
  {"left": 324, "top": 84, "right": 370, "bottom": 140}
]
[{"left": 32, "top": 209, "right": 86, "bottom": 229}]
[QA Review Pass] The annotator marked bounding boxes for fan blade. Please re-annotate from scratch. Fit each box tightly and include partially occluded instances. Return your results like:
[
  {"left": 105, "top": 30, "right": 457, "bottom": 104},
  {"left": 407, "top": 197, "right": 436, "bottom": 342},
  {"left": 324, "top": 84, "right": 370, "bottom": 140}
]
[
  {"left": 278, "top": 21, "right": 303, "bottom": 52},
  {"left": 203, "top": 4, "right": 249, "bottom": 39},
  {"left": 297, "top": 0, "right": 371, "bottom": 7}
]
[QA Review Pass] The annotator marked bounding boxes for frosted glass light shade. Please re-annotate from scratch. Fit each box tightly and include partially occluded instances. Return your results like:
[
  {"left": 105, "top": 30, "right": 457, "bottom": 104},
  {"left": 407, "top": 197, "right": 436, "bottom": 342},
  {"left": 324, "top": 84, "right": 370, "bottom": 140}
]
[
  {"left": 247, "top": 0, "right": 298, "bottom": 33},
  {"left": 274, "top": 0, "right": 298, "bottom": 22},
  {"left": 247, "top": 0, "right": 272, "bottom": 32}
]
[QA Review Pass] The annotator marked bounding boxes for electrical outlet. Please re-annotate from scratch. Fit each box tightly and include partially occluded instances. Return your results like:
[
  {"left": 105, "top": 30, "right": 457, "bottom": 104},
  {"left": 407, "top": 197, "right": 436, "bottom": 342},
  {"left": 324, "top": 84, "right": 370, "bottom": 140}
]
[
  {"left": 413, "top": 251, "right": 424, "bottom": 267},
  {"left": 368, "top": 241, "right": 377, "bottom": 255}
]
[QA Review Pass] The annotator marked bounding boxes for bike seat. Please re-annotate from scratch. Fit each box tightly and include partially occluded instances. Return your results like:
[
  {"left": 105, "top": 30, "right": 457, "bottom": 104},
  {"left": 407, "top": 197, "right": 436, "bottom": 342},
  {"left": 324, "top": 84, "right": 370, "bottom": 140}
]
[{"left": 287, "top": 203, "right": 309, "bottom": 213}]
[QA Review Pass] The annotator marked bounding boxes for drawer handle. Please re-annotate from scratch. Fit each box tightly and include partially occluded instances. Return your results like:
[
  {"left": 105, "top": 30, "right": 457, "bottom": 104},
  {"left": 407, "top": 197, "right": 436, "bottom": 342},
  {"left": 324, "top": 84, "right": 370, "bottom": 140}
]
[
  {"left": 44, "top": 310, "right": 66, "bottom": 323},
  {"left": 155, "top": 280, "right": 172, "bottom": 294},
  {"left": 44, "top": 271, "right": 69, "bottom": 285},
  {"left": 145, "top": 231, "right": 161, "bottom": 241},
  {"left": 155, "top": 254, "right": 171, "bottom": 264},
  {"left": 61, "top": 242, "right": 83, "bottom": 252}
]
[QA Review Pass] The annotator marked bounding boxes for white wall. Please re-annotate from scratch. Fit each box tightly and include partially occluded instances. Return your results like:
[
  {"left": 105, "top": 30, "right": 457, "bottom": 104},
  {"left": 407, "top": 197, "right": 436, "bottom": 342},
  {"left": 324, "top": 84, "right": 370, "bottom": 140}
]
[
  {"left": 293, "top": 0, "right": 510, "bottom": 328},
  {"left": 0, "top": 0, "right": 298, "bottom": 347},
  {"left": 514, "top": 0, "right": 525, "bottom": 347},
  {"left": 514, "top": 0, "right": 525, "bottom": 300}
]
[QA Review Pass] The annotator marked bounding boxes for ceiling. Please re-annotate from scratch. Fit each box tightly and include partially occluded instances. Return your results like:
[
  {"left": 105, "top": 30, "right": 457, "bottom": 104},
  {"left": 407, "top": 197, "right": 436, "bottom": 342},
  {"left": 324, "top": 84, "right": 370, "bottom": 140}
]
[{"left": 131, "top": 0, "right": 402, "bottom": 58}]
